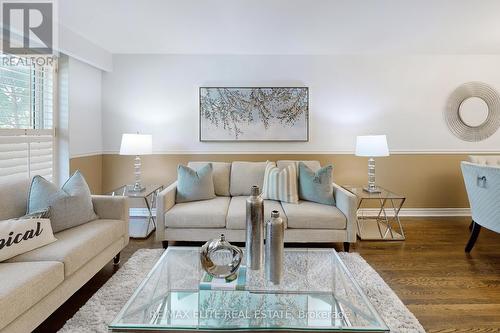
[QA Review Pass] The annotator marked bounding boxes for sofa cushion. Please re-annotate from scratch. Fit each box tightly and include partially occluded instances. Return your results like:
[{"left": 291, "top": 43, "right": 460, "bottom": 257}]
[
  {"left": 7, "top": 219, "right": 125, "bottom": 277},
  {"left": 0, "top": 218, "right": 57, "bottom": 262},
  {"left": 298, "top": 162, "right": 335, "bottom": 205},
  {"left": 226, "top": 196, "right": 288, "bottom": 230},
  {"left": 176, "top": 163, "right": 216, "bottom": 203},
  {"left": 230, "top": 161, "right": 267, "bottom": 196},
  {"left": 188, "top": 161, "right": 231, "bottom": 196},
  {"left": 277, "top": 160, "right": 322, "bottom": 179},
  {"left": 0, "top": 178, "right": 30, "bottom": 220},
  {"left": 262, "top": 161, "right": 299, "bottom": 203},
  {"left": 165, "top": 196, "right": 230, "bottom": 228},
  {"left": 27, "top": 171, "right": 98, "bottom": 233},
  {"left": 16, "top": 207, "right": 51, "bottom": 219},
  {"left": 0, "top": 261, "right": 64, "bottom": 330},
  {"left": 281, "top": 200, "right": 346, "bottom": 229}
]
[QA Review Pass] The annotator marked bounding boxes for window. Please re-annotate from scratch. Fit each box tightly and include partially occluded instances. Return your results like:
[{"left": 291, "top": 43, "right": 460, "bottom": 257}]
[{"left": 0, "top": 57, "right": 57, "bottom": 183}]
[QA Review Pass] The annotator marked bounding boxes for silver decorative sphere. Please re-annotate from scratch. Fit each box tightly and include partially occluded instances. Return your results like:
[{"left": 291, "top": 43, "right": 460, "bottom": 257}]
[{"left": 200, "top": 234, "right": 243, "bottom": 279}]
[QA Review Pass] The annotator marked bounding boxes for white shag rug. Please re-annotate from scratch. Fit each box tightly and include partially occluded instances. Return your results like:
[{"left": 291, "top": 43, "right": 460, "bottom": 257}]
[{"left": 58, "top": 249, "right": 425, "bottom": 333}]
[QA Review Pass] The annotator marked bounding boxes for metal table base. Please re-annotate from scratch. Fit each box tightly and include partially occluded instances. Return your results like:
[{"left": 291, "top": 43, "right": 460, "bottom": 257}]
[
  {"left": 108, "top": 184, "right": 164, "bottom": 239},
  {"left": 342, "top": 186, "right": 406, "bottom": 241}
]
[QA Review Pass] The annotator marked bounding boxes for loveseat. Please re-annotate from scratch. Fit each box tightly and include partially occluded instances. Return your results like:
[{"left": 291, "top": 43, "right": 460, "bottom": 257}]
[
  {"left": 156, "top": 160, "right": 357, "bottom": 251},
  {"left": 0, "top": 178, "right": 129, "bottom": 333}
]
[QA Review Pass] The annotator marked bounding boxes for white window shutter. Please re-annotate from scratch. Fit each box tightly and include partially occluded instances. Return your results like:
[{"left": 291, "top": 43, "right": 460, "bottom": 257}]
[{"left": 0, "top": 57, "right": 56, "bottom": 183}]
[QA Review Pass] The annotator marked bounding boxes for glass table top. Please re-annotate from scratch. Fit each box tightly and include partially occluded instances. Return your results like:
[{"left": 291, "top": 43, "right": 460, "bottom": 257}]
[
  {"left": 342, "top": 185, "right": 405, "bottom": 200},
  {"left": 107, "top": 184, "right": 163, "bottom": 198},
  {"left": 109, "top": 247, "right": 388, "bottom": 332}
]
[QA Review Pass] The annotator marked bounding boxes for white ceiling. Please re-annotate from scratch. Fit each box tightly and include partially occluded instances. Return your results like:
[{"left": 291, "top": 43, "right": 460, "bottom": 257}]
[{"left": 59, "top": 0, "right": 500, "bottom": 55}]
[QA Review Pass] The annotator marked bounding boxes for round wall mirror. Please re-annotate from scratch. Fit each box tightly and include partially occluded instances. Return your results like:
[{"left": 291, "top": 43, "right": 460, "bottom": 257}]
[
  {"left": 445, "top": 82, "right": 500, "bottom": 142},
  {"left": 458, "top": 97, "right": 489, "bottom": 127}
]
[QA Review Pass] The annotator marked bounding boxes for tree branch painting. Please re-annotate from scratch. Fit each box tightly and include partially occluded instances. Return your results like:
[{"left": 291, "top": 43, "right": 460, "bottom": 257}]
[{"left": 200, "top": 87, "right": 308, "bottom": 141}]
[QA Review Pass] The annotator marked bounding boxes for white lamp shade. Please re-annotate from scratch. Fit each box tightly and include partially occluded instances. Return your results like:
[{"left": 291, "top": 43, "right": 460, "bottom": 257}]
[
  {"left": 119, "top": 133, "right": 153, "bottom": 155},
  {"left": 355, "top": 135, "right": 389, "bottom": 157}
]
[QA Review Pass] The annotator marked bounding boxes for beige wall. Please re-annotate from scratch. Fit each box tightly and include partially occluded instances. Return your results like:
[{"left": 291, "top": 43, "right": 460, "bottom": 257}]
[
  {"left": 70, "top": 153, "right": 470, "bottom": 207},
  {"left": 87, "top": 153, "right": 469, "bottom": 208},
  {"left": 70, "top": 155, "right": 103, "bottom": 194}
]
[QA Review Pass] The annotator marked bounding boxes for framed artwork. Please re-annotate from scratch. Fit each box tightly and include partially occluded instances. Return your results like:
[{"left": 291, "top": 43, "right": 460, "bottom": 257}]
[{"left": 199, "top": 87, "right": 309, "bottom": 142}]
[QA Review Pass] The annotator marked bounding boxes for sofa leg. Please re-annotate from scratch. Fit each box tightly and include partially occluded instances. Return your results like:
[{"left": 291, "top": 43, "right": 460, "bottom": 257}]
[
  {"left": 162, "top": 241, "right": 169, "bottom": 249},
  {"left": 113, "top": 252, "right": 121, "bottom": 266},
  {"left": 343, "top": 242, "right": 350, "bottom": 252},
  {"left": 465, "top": 221, "right": 481, "bottom": 253}
]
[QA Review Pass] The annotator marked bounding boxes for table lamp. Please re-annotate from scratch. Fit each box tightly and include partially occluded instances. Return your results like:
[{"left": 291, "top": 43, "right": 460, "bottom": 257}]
[
  {"left": 119, "top": 133, "right": 152, "bottom": 192},
  {"left": 355, "top": 135, "right": 389, "bottom": 193}
]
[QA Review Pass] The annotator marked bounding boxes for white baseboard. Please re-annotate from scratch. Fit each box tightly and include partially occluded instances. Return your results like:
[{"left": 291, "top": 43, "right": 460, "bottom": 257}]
[
  {"left": 130, "top": 207, "right": 471, "bottom": 218},
  {"left": 358, "top": 208, "right": 471, "bottom": 217}
]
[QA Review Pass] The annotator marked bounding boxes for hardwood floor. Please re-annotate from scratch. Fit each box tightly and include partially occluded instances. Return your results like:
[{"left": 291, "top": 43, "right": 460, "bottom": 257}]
[
  {"left": 34, "top": 218, "right": 500, "bottom": 332},
  {"left": 357, "top": 218, "right": 500, "bottom": 332}
]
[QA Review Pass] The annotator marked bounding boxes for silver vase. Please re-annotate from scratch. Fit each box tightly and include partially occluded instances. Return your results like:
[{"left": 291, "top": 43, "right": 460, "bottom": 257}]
[
  {"left": 265, "top": 210, "right": 284, "bottom": 284},
  {"left": 246, "top": 185, "right": 264, "bottom": 270}
]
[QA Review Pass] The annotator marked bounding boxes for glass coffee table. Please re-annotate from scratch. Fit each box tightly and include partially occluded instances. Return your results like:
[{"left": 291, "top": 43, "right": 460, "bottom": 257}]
[{"left": 109, "top": 247, "right": 388, "bottom": 332}]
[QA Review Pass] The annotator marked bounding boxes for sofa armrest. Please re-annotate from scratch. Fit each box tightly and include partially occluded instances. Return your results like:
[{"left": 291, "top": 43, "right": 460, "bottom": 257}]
[
  {"left": 92, "top": 195, "right": 129, "bottom": 246},
  {"left": 155, "top": 181, "right": 177, "bottom": 241},
  {"left": 92, "top": 195, "right": 129, "bottom": 221},
  {"left": 333, "top": 183, "right": 358, "bottom": 242}
]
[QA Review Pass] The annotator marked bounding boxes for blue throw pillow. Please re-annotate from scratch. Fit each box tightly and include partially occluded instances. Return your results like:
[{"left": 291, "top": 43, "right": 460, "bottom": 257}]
[
  {"left": 176, "top": 163, "right": 216, "bottom": 203},
  {"left": 298, "top": 162, "right": 335, "bottom": 205},
  {"left": 27, "top": 171, "right": 98, "bottom": 233}
]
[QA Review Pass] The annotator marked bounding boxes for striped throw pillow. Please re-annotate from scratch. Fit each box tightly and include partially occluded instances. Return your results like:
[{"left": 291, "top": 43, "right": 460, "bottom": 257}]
[{"left": 262, "top": 162, "right": 299, "bottom": 203}]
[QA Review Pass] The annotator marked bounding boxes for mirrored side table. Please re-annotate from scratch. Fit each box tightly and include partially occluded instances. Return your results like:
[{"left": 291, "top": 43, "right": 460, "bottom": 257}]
[
  {"left": 107, "top": 184, "right": 164, "bottom": 239},
  {"left": 342, "top": 185, "right": 406, "bottom": 241}
]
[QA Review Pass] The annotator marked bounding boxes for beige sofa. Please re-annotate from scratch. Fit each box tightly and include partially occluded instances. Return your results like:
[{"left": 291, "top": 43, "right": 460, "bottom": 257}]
[
  {"left": 0, "top": 178, "right": 129, "bottom": 333},
  {"left": 156, "top": 160, "right": 357, "bottom": 251}
]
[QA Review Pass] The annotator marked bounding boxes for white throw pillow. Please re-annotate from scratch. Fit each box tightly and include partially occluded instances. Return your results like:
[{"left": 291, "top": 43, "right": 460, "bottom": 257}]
[
  {"left": 0, "top": 218, "right": 57, "bottom": 262},
  {"left": 262, "top": 162, "right": 299, "bottom": 204}
]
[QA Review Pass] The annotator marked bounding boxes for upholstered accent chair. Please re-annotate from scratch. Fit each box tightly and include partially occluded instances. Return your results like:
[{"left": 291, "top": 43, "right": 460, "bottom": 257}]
[{"left": 461, "top": 159, "right": 500, "bottom": 252}]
